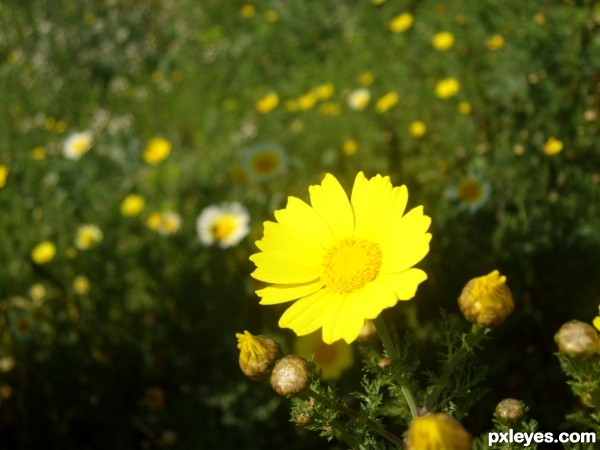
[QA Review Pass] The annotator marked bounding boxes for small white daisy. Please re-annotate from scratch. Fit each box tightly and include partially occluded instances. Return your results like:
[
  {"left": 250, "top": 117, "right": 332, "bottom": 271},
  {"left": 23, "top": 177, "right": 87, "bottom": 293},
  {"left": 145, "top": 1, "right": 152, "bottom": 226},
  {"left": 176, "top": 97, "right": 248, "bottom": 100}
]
[
  {"left": 63, "top": 131, "right": 92, "bottom": 160},
  {"left": 197, "top": 203, "right": 250, "bottom": 248}
]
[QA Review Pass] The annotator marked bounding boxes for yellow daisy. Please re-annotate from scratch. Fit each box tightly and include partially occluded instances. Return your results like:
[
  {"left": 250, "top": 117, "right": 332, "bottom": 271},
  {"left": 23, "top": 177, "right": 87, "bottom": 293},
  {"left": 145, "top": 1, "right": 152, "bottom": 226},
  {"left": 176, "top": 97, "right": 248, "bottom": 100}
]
[
  {"left": 295, "top": 331, "right": 354, "bottom": 380},
  {"left": 250, "top": 172, "right": 431, "bottom": 344},
  {"left": 75, "top": 224, "right": 103, "bottom": 250},
  {"left": 0, "top": 164, "right": 8, "bottom": 188},
  {"left": 143, "top": 137, "right": 171, "bottom": 165},
  {"left": 593, "top": 306, "right": 600, "bottom": 332}
]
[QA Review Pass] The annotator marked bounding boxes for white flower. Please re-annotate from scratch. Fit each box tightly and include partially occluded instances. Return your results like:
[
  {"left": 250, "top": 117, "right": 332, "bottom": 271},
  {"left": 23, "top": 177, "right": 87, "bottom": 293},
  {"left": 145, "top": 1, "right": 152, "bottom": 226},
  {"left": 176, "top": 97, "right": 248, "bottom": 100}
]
[
  {"left": 347, "top": 88, "right": 371, "bottom": 111},
  {"left": 75, "top": 224, "right": 103, "bottom": 250},
  {"left": 63, "top": 131, "right": 92, "bottom": 160},
  {"left": 197, "top": 203, "right": 250, "bottom": 248}
]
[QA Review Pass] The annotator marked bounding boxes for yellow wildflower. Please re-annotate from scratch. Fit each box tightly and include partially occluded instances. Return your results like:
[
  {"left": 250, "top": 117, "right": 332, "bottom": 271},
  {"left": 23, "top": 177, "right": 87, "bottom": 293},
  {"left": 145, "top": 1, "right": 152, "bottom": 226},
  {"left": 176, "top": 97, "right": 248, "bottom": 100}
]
[
  {"left": 593, "top": 306, "right": 600, "bottom": 331},
  {"left": 236, "top": 330, "right": 281, "bottom": 379},
  {"left": 318, "top": 102, "right": 341, "bottom": 116},
  {"left": 359, "top": 71, "right": 374, "bottom": 86},
  {"left": 409, "top": 121, "right": 427, "bottom": 138},
  {"left": 405, "top": 413, "right": 472, "bottom": 450},
  {"left": 0, "top": 165, "right": 8, "bottom": 188},
  {"left": 240, "top": 4, "right": 255, "bottom": 19},
  {"left": 431, "top": 31, "right": 455, "bottom": 51},
  {"left": 32, "top": 146, "right": 46, "bottom": 160},
  {"left": 264, "top": 10, "right": 279, "bottom": 22},
  {"left": 458, "top": 270, "right": 514, "bottom": 328},
  {"left": 347, "top": 88, "right": 371, "bottom": 111},
  {"left": 143, "top": 137, "right": 171, "bottom": 165},
  {"left": 342, "top": 139, "right": 358, "bottom": 156},
  {"left": 73, "top": 275, "right": 90, "bottom": 295},
  {"left": 120, "top": 194, "right": 145, "bottom": 217},
  {"left": 75, "top": 224, "right": 103, "bottom": 250},
  {"left": 256, "top": 92, "right": 279, "bottom": 114},
  {"left": 375, "top": 91, "right": 399, "bottom": 113},
  {"left": 486, "top": 34, "right": 505, "bottom": 51},
  {"left": 389, "top": 13, "right": 414, "bottom": 33},
  {"left": 250, "top": 172, "right": 431, "bottom": 344},
  {"left": 298, "top": 93, "right": 317, "bottom": 111},
  {"left": 458, "top": 101, "right": 472, "bottom": 115},
  {"left": 543, "top": 137, "right": 563, "bottom": 156},
  {"left": 435, "top": 77, "right": 460, "bottom": 99},
  {"left": 312, "top": 83, "right": 334, "bottom": 100},
  {"left": 31, "top": 241, "right": 57, "bottom": 265}
]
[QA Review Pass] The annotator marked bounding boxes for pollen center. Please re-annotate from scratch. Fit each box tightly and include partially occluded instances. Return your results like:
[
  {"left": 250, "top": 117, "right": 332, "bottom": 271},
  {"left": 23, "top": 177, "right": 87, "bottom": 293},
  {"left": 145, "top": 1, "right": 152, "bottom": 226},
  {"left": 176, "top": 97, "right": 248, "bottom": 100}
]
[
  {"left": 322, "top": 238, "right": 382, "bottom": 294},
  {"left": 458, "top": 179, "right": 483, "bottom": 204},
  {"left": 212, "top": 217, "right": 236, "bottom": 239},
  {"left": 252, "top": 152, "right": 280, "bottom": 174}
]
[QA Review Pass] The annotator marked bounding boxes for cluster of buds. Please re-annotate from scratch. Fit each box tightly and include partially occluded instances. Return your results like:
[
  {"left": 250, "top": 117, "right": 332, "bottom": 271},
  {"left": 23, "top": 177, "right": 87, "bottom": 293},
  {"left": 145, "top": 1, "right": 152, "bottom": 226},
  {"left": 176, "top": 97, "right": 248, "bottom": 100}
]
[
  {"left": 236, "top": 331, "right": 311, "bottom": 398},
  {"left": 458, "top": 270, "right": 514, "bottom": 328}
]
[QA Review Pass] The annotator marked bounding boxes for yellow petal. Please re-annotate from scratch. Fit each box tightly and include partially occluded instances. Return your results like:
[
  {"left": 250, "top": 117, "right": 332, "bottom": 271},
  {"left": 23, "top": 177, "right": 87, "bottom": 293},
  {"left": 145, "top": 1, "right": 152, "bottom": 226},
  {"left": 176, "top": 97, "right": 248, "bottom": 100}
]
[
  {"left": 274, "top": 196, "right": 335, "bottom": 249},
  {"left": 378, "top": 269, "right": 427, "bottom": 300},
  {"left": 593, "top": 316, "right": 600, "bottom": 331},
  {"left": 279, "top": 289, "right": 332, "bottom": 336},
  {"left": 351, "top": 172, "right": 408, "bottom": 241},
  {"left": 308, "top": 174, "right": 354, "bottom": 241},
  {"left": 355, "top": 279, "right": 399, "bottom": 318},
  {"left": 257, "top": 279, "right": 324, "bottom": 305},
  {"left": 250, "top": 254, "right": 321, "bottom": 284},
  {"left": 255, "top": 221, "right": 325, "bottom": 268},
  {"left": 321, "top": 290, "right": 366, "bottom": 344}
]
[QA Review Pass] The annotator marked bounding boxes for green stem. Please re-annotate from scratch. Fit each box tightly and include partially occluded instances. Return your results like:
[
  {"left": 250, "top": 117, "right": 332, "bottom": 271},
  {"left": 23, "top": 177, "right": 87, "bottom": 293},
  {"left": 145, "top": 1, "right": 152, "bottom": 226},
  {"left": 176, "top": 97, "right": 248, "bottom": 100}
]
[
  {"left": 330, "top": 421, "right": 361, "bottom": 450},
  {"left": 306, "top": 389, "right": 403, "bottom": 446},
  {"left": 423, "top": 325, "right": 487, "bottom": 413},
  {"left": 373, "top": 315, "right": 420, "bottom": 419}
]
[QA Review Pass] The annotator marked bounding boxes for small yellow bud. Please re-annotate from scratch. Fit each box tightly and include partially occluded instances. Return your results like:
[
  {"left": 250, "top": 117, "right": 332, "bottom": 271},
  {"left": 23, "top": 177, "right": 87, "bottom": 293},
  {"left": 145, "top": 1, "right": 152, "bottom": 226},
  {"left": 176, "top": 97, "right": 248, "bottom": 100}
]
[
  {"left": 270, "top": 355, "right": 311, "bottom": 398},
  {"left": 458, "top": 270, "right": 514, "bottom": 328},
  {"left": 555, "top": 320, "right": 600, "bottom": 359},
  {"left": 405, "top": 413, "right": 472, "bottom": 450},
  {"left": 236, "top": 330, "right": 281, "bottom": 380},
  {"left": 495, "top": 398, "right": 524, "bottom": 422}
]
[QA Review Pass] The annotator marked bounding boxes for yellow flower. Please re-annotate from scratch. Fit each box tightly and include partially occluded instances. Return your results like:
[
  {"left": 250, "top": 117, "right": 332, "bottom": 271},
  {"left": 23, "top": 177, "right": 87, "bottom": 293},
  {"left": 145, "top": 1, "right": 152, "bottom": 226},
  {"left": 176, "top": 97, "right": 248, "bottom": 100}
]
[
  {"left": 405, "top": 413, "right": 472, "bottom": 450},
  {"left": 256, "top": 92, "right": 279, "bottom": 114},
  {"left": 250, "top": 172, "right": 432, "bottom": 344},
  {"left": 32, "top": 146, "right": 46, "bottom": 160},
  {"left": 543, "top": 137, "right": 564, "bottom": 156},
  {"left": 342, "top": 139, "right": 358, "bottom": 157},
  {"left": 264, "top": 10, "right": 279, "bottom": 22},
  {"left": 236, "top": 330, "right": 281, "bottom": 379},
  {"left": 120, "top": 194, "right": 145, "bottom": 217},
  {"left": 318, "top": 102, "right": 341, "bottom": 116},
  {"left": 295, "top": 331, "right": 353, "bottom": 380},
  {"left": 63, "top": 131, "right": 92, "bottom": 160},
  {"left": 431, "top": 31, "right": 455, "bottom": 51},
  {"left": 312, "top": 83, "right": 334, "bottom": 100},
  {"left": 389, "top": 13, "right": 414, "bottom": 33},
  {"left": 0, "top": 165, "right": 8, "bottom": 188},
  {"left": 143, "top": 137, "right": 171, "bottom": 165},
  {"left": 146, "top": 211, "right": 181, "bottom": 235},
  {"left": 31, "top": 241, "right": 57, "bottom": 265},
  {"left": 243, "top": 143, "right": 288, "bottom": 182},
  {"left": 347, "top": 88, "right": 371, "bottom": 110},
  {"left": 75, "top": 224, "right": 103, "bottom": 250},
  {"left": 435, "top": 77, "right": 460, "bottom": 99},
  {"left": 409, "top": 120, "right": 427, "bottom": 138},
  {"left": 359, "top": 71, "right": 374, "bottom": 86},
  {"left": 29, "top": 284, "right": 47, "bottom": 302},
  {"left": 593, "top": 306, "right": 600, "bottom": 331},
  {"left": 534, "top": 13, "right": 545, "bottom": 25},
  {"left": 375, "top": 91, "right": 399, "bottom": 113},
  {"left": 458, "top": 270, "right": 514, "bottom": 328},
  {"left": 197, "top": 202, "right": 250, "bottom": 247},
  {"left": 298, "top": 93, "right": 317, "bottom": 111},
  {"left": 486, "top": 34, "right": 505, "bottom": 51},
  {"left": 73, "top": 275, "right": 90, "bottom": 295},
  {"left": 240, "top": 4, "right": 255, "bottom": 18},
  {"left": 458, "top": 101, "right": 472, "bottom": 115}
]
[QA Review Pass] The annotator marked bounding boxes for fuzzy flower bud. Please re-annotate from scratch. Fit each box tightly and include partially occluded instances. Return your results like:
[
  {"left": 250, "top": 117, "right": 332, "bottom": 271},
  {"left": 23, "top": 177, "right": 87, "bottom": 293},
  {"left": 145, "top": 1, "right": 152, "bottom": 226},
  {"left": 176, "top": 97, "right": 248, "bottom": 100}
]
[
  {"left": 458, "top": 270, "right": 514, "bottom": 328},
  {"left": 554, "top": 320, "right": 600, "bottom": 359},
  {"left": 236, "top": 330, "right": 281, "bottom": 380},
  {"left": 405, "top": 413, "right": 472, "bottom": 450},
  {"left": 270, "top": 355, "right": 311, "bottom": 398},
  {"left": 495, "top": 398, "right": 524, "bottom": 422}
]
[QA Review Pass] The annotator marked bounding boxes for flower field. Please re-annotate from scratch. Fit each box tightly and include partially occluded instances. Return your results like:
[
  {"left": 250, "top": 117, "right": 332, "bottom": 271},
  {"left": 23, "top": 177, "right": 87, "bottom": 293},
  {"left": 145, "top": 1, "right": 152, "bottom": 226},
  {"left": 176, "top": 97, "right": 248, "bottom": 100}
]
[{"left": 1, "top": 0, "right": 599, "bottom": 449}]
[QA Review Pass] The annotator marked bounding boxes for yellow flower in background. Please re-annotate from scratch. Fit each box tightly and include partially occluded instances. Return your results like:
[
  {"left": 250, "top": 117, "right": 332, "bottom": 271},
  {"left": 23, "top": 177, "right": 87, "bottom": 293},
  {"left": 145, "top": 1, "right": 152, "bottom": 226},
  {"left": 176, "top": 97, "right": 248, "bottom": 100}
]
[
  {"left": 375, "top": 91, "right": 399, "bottom": 113},
  {"left": 250, "top": 172, "right": 431, "bottom": 344},
  {"left": 240, "top": 4, "right": 255, "bottom": 18},
  {"left": 197, "top": 202, "right": 250, "bottom": 248},
  {"left": 295, "top": 331, "right": 354, "bottom": 380},
  {"left": 435, "top": 77, "right": 460, "bottom": 99},
  {"left": 359, "top": 71, "right": 374, "bottom": 86},
  {"left": 347, "top": 88, "right": 371, "bottom": 110},
  {"left": 312, "top": 83, "right": 334, "bottom": 100},
  {"left": 405, "top": 413, "right": 472, "bottom": 450},
  {"left": 298, "top": 92, "right": 317, "bottom": 111},
  {"left": 0, "top": 164, "right": 8, "bottom": 188},
  {"left": 431, "top": 31, "right": 455, "bottom": 51},
  {"left": 534, "top": 13, "right": 546, "bottom": 25},
  {"left": 409, "top": 120, "right": 427, "bottom": 138},
  {"left": 75, "top": 224, "right": 103, "bottom": 250},
  {"left": 73, "top": 275, "right": 90, "bottom": 295},
  {"left": 389, "top": 13, "right": 414, "bottom": 33},
  {"left": 256, "top": 92, "right": 279, "bottom": 114},
  {"left": 447, "top": 175, "right": 491, "bottom": 212},
  {"left": 593, "top": 306, "right": 600, "bottom": 331},
  {"left": 264, "top": 10, "right": 279, "bottom": 22},
  {"left": 342, "top": 139, "right": 358, "bottom": 157},
  {"left": 29, "top": 284, "right": 47, "bottom": 302},
  {"left": 243, "top": 142, "right": 288, "bottom": 182},
  {"left": 458, "top": 101, "right": 472, "bottom": 115},
  {"left": 120, "top": 194, "right": 145, "bottom": 217},
  {"left": 486, "top": 34, "right": 505, "bottom": 51},
  {"left": 143, "top": 137, "right": 171, "bottom": 165},
  {"left": 158, "top": 212, "right": 182, "bottom": 235},
  {"left": 63, "top": 131, "right": 92, "bottom": 160},
  {"left": 318, "top": 102, "right": 341, "bottom": 116},
  {"left": 31, "top": 241, "right": 57, "bottom": 265},
  {"left": 543, "top": 137, "right": 564, "bottom": 156},
  {"left": 32, "top": 146, "right": 46, "bottom": 160}
]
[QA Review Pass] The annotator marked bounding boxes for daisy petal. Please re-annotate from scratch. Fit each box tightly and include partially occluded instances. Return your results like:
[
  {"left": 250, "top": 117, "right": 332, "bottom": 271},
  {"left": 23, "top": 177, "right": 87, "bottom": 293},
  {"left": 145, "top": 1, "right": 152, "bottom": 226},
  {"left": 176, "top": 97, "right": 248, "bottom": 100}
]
[
  {"left": 321, "top": 291, "right": 365, "bottom": 344},
  {"left": 279, "top": 290, "right": 332, "bottom": 336},
  {"left": 273, "top": 196, "right": 335, "bottom": 249},
  {"left": 378, "top": 269, "right": 428, "bottom": 300},
  {"left": 309, "top": 174, "right": 354, "bottom": 241},
  {"left": 257, "top": 279, "right": 325, "bottom": 305}
]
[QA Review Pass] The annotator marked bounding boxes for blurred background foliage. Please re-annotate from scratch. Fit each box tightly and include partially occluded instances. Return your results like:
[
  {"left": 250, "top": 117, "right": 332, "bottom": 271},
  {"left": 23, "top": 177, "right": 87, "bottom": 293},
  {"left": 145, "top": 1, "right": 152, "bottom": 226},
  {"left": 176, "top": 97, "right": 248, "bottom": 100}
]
[{"left": 0, "top": 0, "right": 599, "bottom": 448}]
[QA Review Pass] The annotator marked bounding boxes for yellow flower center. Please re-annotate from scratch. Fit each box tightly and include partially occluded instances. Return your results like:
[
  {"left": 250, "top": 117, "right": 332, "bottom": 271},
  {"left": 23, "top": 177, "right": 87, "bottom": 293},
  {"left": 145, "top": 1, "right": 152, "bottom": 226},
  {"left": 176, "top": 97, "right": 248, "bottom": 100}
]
[
  {"left": 251, "top": 152, "right": 280, "bottom": 175},
  {"left": 322, "top": 238, "right": 382, "bottom": 294},
  {"left": 212, "top": 216, "right": 237, "bottom": 240},
  {"left": 458, "top": 179, "right": 483, "bottom": 204}
]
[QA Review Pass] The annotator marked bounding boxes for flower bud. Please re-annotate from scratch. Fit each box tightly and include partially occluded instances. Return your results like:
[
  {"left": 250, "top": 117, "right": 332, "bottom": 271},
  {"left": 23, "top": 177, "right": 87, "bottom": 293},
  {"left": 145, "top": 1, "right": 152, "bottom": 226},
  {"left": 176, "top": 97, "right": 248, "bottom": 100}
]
[
  {"left": 270, "top": 355, "right": 311, "bottom": 398},
  {"left": 458, "top": 270, "right": 514, "bottom": 328},
  {"left": 236, "top": 330, "right": 281, "bottom": 380},
  {"left": 495, "top": 398, "right": 524, "bottom": 422},
  {"left": 554, "top": 320, "right": 600, "bottom": 359},
  {"left": 405, "top": 413, "right": 472, "bottom": 450}
]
